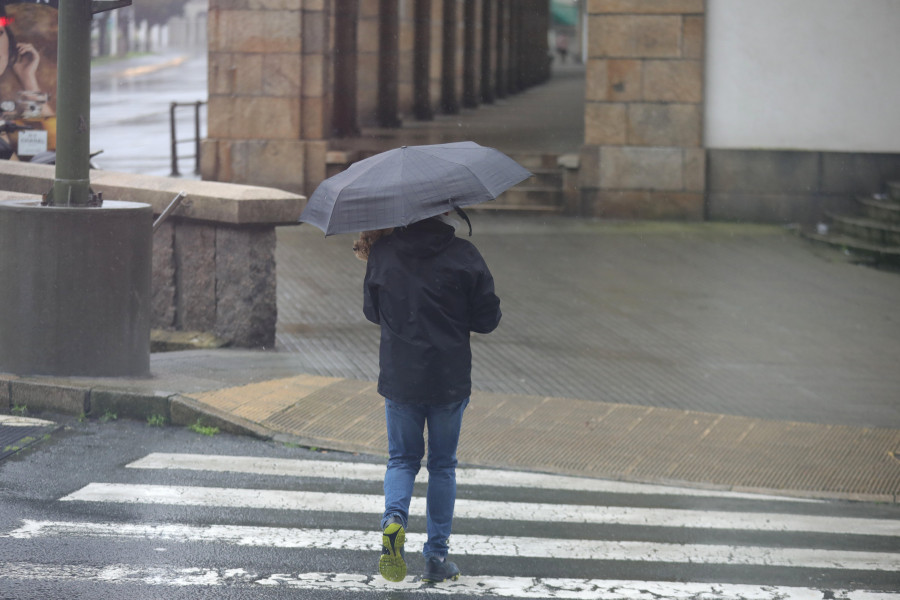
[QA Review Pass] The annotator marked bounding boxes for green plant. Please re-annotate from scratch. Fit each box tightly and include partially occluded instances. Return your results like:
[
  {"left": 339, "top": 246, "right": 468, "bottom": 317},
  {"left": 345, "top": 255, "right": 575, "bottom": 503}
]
[
  {"left": 147, "top": 414, "right": 166, "bottom": 427},
  {"left": 189, "top": 420, "right": 219, "bottom": 436},
  {"left": 10, "top": 404, "right": 27, "bottom": 416},
  {"left": 98, "top": 410, "right": 117, "bottom": 423}
]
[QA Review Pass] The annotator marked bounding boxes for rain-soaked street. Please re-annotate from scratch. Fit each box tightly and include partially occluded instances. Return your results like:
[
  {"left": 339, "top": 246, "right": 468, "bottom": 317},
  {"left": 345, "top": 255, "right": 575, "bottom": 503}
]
[{"left": 89, "top": 52, "right": 207, "bottom": 177}]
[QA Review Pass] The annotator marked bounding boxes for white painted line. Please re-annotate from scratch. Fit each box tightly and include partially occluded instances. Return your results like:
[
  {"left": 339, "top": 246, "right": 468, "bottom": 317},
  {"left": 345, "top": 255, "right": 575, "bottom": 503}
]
[
  {"left": 0, "top": 415, "right": 55, "bottom": 427},
  {"left": 1, "top": 562, "right": 897, "bottom": 598},
  {"left": 7, "top": 520, "right": 898, "bottom": 572},
  {"left": 127, "top": 452, "right": 820, "bottom": 502},
  {"left": 61, "top": 482, "right": 899, "bottom": 537}
]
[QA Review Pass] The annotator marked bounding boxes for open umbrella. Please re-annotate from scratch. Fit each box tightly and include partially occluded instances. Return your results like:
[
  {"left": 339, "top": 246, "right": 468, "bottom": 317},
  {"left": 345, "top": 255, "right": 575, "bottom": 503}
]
[{"left": 298, "top": 141, "right": 531, "bottom": 236}]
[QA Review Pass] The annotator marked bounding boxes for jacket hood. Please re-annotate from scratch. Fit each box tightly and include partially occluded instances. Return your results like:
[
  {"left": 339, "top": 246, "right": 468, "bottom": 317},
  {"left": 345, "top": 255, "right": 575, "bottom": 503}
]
[{"left": 392, "top": 217, "right": 456, "bottom": 257}]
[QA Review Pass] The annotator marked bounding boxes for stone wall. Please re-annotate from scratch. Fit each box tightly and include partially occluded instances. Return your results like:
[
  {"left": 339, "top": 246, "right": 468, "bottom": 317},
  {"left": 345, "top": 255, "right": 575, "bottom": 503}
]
[
  {"left": 0, "top": 162, "right": 304, "bottom": 349},
  {"left": 579, "top": 0, "right": 705, "bottom": 220},
  {"left": 202, "top": 0, "right": 330, "bottom": 197}
]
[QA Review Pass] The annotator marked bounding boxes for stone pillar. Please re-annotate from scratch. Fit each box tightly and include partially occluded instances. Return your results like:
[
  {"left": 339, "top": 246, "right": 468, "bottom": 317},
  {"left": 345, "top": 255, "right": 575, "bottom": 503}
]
[
  {"left": 333, "top": 0, "right": 360, "bottom": 137},
  {"left": 203, "top": 0, "right": 330, "bottom": 198},
  {"left": 495, "top": 0, "right": 509, "bottom": 98},
  {"left": 429, "top": 0, "right": 445, "bottom": 115},
  {"left": 397, "top": 0, "right": 416, "bottom": 118},
  {"left": 357, "top": 0, "right": 379, "bottom": 126},
  {"left": 377, "top": 0, "right": 401, "bottom": 126},
  {"left": 440, "top": 0, "right": 460, "bottom": 113},
  {"left": 412, "top": 0, "right": 433, "bottom": 119},
  {"left": 580, "top": 0, "right": 705, "bottom": 220},
  {"left": 462, "top": 0, "right": 481, "bottom": 108},
  {"left": 480, "top": 0, "right": 496, "bottom": 104}
]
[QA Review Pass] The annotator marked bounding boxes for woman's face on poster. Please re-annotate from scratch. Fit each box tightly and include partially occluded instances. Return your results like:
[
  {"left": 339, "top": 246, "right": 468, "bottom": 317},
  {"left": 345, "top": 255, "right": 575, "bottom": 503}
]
[{"left": 0, "top": 26, "right": 9, "bottom": 75}]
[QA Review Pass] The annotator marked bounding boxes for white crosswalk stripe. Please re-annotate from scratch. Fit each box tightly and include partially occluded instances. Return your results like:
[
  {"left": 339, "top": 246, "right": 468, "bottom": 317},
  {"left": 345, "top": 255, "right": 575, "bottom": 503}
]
[{"left": 2, "top": 452, "right": 898, "bottom": 599}]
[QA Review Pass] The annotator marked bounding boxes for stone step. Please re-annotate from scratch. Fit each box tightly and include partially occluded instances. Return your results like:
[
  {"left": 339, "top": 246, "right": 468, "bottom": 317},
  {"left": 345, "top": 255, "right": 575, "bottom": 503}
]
[
  {"left": 800, "top": 228, "right": 900, "bottom": 266},
  {"left": 466, "top": 202, "right": 564, "bottom": 215},
  {"left": 858, "top": 196, "right": 900, "bottom": 224},
  {"left": 828, "top": 213, "right": 900, "bottom": 247}
]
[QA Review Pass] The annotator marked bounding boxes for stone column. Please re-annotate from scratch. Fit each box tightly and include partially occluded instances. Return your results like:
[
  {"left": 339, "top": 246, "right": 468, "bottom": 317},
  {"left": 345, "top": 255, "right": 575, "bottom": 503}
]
[
  {"left": 495, "top": 0, "right": 508, "bottom": 98},
  {"left": 412, "top": 0, "right": 433, "bottom": 119},
  {"left": 203, "top": 0, "right": 330, "bottom": 198},
  {"left": 377, "top": 0, "right": 401, "bottom": 126},
  {"left": 332, "top": 0, "right": 360, "bottom": 137},
  {"left": 579, "top": 0, "right": 705, "bottom": 220},
  {"left": 357, "top": 0, "right": 379, "bottom": 126},
  {"left": 397, "top": 0, "right": 416, "bottom": 118},
  {"left": 480, "top": 0, "right": 496, "bottom": 104},
  {"left": 440, "top": 0, "right": 460, "bottom": 113},
  {"left": 462, "top": 0, "right": 481, "bottom": 108}
]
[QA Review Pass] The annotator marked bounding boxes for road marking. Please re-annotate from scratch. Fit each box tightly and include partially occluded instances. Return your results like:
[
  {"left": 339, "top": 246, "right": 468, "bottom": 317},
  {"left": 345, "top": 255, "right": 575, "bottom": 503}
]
[
  {"left": 127, "top": 452, "right": 822, "bottom": 501},
  {"left": 1, "top": 562, "right": 896, "bottom": 598},
  {"left": 61, "top": 482, "right": 898, "bottom": 537},
  {"left": 5, "top": 520, "right": 898, "bottom": 571}
]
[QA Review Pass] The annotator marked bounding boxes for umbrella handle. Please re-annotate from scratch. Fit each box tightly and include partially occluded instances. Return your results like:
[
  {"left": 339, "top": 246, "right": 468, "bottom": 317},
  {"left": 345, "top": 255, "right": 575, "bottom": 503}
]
[{"left": 455, "top": 207, "right": 473, "bottom": 236}]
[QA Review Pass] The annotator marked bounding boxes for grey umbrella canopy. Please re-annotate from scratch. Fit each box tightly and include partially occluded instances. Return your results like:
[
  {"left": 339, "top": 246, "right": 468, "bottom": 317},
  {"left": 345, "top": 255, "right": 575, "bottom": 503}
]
[{"left": 299, "top": 141, "right": 532, "bottom": 236}]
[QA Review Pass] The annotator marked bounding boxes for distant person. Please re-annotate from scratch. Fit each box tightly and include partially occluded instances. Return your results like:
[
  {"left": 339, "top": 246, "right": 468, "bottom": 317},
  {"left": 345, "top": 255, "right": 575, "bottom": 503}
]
[
  {"left": 362, "top": 214, "right": 502, "bottom": 583},
  {"left": 556, "top": 33, "right": 569, "bottom": 64}
]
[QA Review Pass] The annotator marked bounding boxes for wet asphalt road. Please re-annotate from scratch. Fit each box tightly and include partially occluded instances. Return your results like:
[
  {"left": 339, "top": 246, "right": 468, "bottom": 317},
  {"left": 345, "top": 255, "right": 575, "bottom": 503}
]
[{"left": 1, "top": 417, "right": 898, "bottom": 599}]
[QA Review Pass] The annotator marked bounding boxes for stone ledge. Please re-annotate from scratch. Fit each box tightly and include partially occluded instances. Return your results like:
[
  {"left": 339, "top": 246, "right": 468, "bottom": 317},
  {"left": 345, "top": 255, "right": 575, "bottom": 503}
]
[{"left": 0, "top": 161, "right": 306, "bottom": 225}]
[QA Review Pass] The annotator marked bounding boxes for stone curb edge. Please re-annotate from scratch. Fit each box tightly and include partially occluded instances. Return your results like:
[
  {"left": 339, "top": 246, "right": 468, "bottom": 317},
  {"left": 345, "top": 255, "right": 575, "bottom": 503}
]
[{"left": 2, "top": 375, "right": 896, "bottom": 505}]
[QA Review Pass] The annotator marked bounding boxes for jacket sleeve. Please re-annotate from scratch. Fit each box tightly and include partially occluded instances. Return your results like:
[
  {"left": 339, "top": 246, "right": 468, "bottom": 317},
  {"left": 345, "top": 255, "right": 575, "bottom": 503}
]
[
  {"left": 363, "top": 262, "right": 380, "bottom": 325},
  {"left": 470, "top": 258, "right": 502, "bottom": 334}
]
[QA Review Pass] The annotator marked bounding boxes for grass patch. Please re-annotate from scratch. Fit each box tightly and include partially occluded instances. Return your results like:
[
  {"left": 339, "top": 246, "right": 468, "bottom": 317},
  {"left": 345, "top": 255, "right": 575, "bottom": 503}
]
[
  {"left": 189, "top": 420, "right": 219, "bottom": 436},
  {"left": 98, "top": 410, "right": 117, "bottom": 423},
  {"left": 147, "top": 414, "right": 167, "bottom": 427},
  {"left": 10, "top": 404, "right": 27, "bottom": 416}
]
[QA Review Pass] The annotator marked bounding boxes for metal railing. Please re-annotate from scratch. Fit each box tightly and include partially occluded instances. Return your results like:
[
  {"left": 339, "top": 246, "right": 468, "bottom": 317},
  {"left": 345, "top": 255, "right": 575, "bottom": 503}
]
[{"left": 169, "top": 100, "right": 206, "bottom": 177}]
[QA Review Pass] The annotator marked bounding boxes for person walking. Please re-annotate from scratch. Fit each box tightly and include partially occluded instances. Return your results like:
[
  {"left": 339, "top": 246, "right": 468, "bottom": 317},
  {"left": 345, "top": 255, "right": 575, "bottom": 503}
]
[{"left": 362, "top": 214, "right": 502, "bottom": 583}]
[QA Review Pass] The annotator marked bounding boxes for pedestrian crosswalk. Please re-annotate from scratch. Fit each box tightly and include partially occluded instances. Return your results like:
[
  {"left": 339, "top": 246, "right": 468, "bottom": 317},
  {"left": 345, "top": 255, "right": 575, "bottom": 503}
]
[{"left": 2, "top": 451, "right": 898, "bottom": 599}]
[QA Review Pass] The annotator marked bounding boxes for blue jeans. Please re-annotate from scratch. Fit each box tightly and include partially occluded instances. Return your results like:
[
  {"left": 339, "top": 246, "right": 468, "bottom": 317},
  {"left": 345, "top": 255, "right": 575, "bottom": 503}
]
[{"left": 381, "top": 397, "right": 469, "bottom": 559}]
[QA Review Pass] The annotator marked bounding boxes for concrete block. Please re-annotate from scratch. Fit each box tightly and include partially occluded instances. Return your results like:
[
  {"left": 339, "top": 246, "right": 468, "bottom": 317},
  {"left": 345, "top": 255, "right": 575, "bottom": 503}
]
[
  {"left": 588, "top": 15, "right": 682, "bottom": 58},
  {"left": 216, "top": 10, "right": 301, "bottom": 54},
  {"left": 588, "top": 0, "right": 704, "bottom": 14},
  {"left": 209, "top": 96, "right": 301, "bottom": 139},
  {"left": 626, "top": 103, "right": 701, "bottom": 146},
  {"left": 215, "top": 226, "right": 277, "bottom": 348},
  {"left": 578, "top": 145, "right": 603, "bottom": 188},
  {"left": 585, "top": 102, "right": 627, "bottom": 145},
  {"left": 90, "top": 389, "right": 171, "bottom": 423},
  {"left": 174, "top": 221, "right": 217, "bottom": 331},
  {"left": 581, "top": 190, "right": 703, "bottom": 220},
  {"left": 301, "top": 9, "right": 328, "bottom": 54},
  {"left": 682, "top": 15, "right": 704, "bottom": 59},
  {"left": 586, "top": 59, "right": 642, "bottom": 101},
  {"left": 233, "top": 53, "right": 265, "bottom": 95},
  {"left": 9, "top": 380, "right": 89, "bottom": 416},
  {"left": 707, "top": 149, "right": 820, "bottom": 195},
  {"left": 229, "top": 139, "right": 306, "bottom": 192},
  {"left": 600, "top": 146, "right": 684, "bottom": 190},
  {"left": 151, "top": 220, "right": 176, "bottom": 329},
  {"left": 208, "top": 52, "right": 235, "bottom": 95},
  {"left": 684, "top": 148, "right": 706, "bottom": 193},
  {"left": 301, "top": 53, "right": 325, "bottom": 98},
  {"left": 262, "top": 52, "right": 302, "bottom": 97},
  {"left": 642, "top": 60, "right": 703, "bottom": 102}
]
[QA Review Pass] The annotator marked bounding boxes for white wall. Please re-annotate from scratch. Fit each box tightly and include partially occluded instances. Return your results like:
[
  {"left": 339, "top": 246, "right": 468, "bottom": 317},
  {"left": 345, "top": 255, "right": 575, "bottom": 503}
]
[{"left": 704, "top": 0, "right": 900, "bottom": 153}]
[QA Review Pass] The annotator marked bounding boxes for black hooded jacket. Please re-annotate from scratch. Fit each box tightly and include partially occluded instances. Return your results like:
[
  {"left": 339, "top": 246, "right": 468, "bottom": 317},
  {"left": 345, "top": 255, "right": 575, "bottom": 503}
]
[{"left": 363, "top": 218, "right": 502, "bottom": 405}]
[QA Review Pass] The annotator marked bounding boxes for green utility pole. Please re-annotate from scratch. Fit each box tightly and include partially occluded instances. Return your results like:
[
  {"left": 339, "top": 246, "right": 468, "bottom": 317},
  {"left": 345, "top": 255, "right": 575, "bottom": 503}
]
[{"left": 46, "top": 0, "right": 131, "bottom": 207}]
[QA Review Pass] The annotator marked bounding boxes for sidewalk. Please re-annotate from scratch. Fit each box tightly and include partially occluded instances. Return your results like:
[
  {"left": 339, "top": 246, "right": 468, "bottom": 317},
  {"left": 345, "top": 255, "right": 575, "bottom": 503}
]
[
  {"left": 3, "top": 218, "right": 899, "bottom": 503},
  {"left": 4, "top": 61, "right": 899, "bottom": 503}
]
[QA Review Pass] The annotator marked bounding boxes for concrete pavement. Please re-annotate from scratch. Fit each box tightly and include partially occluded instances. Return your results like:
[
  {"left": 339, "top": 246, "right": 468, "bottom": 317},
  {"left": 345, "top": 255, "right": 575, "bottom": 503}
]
[
  {"left": 2, "top": 59, "right": 899, "bottom": 503},
  {"left": 2, "top": 217, "right": 899, "bottom": 503}
]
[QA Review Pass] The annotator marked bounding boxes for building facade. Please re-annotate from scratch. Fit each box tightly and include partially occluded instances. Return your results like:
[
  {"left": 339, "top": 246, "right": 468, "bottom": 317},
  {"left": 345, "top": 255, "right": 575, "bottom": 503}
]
[{"left": 202, "top": 0, "right": 900, "bottom": 223}]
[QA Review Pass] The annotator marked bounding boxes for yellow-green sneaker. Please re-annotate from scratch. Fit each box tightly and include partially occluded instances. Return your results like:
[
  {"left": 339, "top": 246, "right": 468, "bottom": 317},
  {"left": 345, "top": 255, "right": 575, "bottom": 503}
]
[{"left": 378, "top": 517, "right": 407, "bottom": 582}]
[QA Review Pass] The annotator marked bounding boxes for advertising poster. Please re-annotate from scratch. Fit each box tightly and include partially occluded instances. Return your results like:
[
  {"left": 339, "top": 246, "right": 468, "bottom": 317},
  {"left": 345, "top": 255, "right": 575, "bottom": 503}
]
[{"left": 0, "top": 0, "right": 57, "bottom": 159}]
